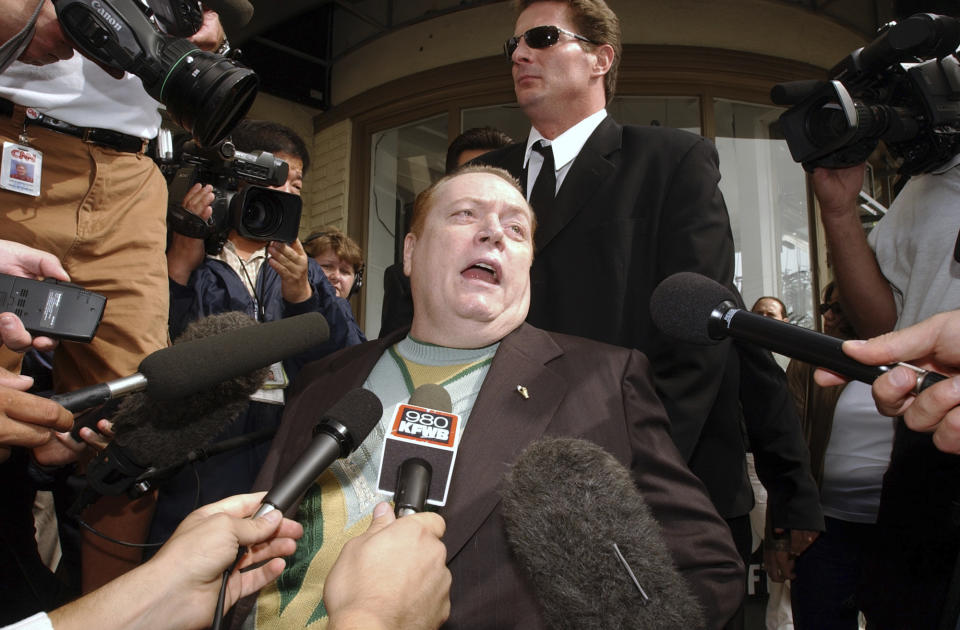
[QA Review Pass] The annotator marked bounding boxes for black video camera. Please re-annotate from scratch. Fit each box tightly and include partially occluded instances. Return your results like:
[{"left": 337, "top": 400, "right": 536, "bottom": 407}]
[
  {"left": 166, "top": 139, "right": 302, "bottom": 255},
  {"left": 772, "top": 13, "right": 960, "bottom": 175},
  {"left": 52, "top": 0, "right": 258, "bottom": 147}
]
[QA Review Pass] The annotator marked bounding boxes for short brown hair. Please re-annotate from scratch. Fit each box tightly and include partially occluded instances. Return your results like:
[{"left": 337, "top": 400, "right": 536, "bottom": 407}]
[
  {"left": 303, "top": 226, "right": 363, "bottom": 270},
  {"left": 445, "top": 127, "right": 515, "bottom": 174},
  {"left": 514, "top": 0, "right": 621, "bottom": 101},
  {"left": 408, "top": 165, "right": 536, "bottom": 238}
]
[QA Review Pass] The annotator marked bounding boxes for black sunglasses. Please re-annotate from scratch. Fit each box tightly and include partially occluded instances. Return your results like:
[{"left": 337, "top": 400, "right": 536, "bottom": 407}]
[
  {"left": 818, "top": 301, "right": 843, "bottom": 316},
  {"left": 504, "top": 25, "right": 599, "bottom": 61}
]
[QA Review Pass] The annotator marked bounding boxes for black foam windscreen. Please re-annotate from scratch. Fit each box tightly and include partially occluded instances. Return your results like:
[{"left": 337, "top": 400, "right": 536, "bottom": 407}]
[
  {"left": 111, "top": 312, "right": 270, "bottom": 468},
  {"left": 407, "top": 383, "right": 452, "bottom": 412},
  {"left": 649, "top": 271, "right": 735, "bottom": 345},
  {"left": 501, "top": 437, "right": 704, "bottom": 629},
  {"left": 139, "top": 311, "right": 329, "bottom": 400},
  {"left": 320, "top": 388, "right": 384, "bottom": 446}
]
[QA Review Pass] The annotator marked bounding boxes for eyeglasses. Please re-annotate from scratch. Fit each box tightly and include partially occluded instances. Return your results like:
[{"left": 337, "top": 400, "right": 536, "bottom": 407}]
[
  {"left": 504, "top": 25, "right": 599, "bottom": 61},
  {"left": 818, "top": 301, "right": 843, "bottom": 316}
]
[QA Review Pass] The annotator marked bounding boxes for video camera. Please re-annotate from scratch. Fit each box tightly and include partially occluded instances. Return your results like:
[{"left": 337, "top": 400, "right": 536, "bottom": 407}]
[
  {"left": 165, "top": 139, "right": 302, "bottom": 255},
  {"left": 52, "top": 0, "right": 258, "bottom": 147},
  {"left": 772, "top": 13, "right": 960, "bottom": 175}
]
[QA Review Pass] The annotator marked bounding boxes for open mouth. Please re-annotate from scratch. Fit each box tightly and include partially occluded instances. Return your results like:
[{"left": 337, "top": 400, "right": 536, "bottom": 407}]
[{"left": 462, "top": 261, "right": 499, "bottom": 284}]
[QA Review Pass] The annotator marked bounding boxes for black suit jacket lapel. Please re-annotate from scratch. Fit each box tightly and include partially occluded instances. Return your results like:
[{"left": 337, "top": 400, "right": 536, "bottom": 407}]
[
  {"left": 439, "top": 324, "right": 566, "bottom": 562},
  {"left": 535, "top": 116, "right": 621, "bottom": 252}
]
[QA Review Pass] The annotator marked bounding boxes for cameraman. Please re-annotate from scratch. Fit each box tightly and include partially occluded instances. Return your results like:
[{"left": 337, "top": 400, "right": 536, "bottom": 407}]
[
  {"left": 153, "top": 119, "right": 365, "bottom": 548},
  {"left": 809, "top": 6, "right": 960, "bottom": 628},
  {"left": 0, "top": 0, "right": 231, "bottom": 590}
]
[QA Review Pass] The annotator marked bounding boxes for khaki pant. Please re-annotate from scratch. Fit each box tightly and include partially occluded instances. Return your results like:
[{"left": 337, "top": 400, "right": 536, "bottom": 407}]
[
  {"left": 0, "top": 107, "right": 169, "bottom": 389},
  {"left": 0, "top": 106, "right": 169, "bottom": 592}
]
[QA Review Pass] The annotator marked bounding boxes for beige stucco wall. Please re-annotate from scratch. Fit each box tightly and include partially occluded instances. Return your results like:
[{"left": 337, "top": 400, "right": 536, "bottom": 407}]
[
  {"left": 331, "top": 0, "right": 867, "bottom": 106},
  {"left": 305, "top": 119, "right": 352, "bottom": 235}
]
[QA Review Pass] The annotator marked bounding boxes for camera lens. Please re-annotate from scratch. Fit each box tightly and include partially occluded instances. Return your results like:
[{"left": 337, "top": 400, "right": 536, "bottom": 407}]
[
  {"left": 240, "top": 192, "right": 284, "bottom": 238},
  {"left": 153, "top": 38, "right": 259, "bottom": 147}
]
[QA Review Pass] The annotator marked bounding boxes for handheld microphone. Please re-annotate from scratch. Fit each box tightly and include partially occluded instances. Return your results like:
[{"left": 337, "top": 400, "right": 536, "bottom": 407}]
[
  {"left": 650, "top": 272, "right": 947, "bottom": 392},
  {"left": 376, "top": 383, "right": 460, "bottom": 517},
  {"left": 501, "top": 437, "right": 704, "bottom": 629},
  {"left": 56, "top": 311, "right": 329, "bottom": 428},
  {"left": 253, "top": 388, "right": 383, "bottom": 518}
]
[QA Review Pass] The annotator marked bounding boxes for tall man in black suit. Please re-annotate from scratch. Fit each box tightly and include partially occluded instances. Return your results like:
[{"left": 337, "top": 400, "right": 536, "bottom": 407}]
[{"left": 476, "top": 0, "right": 823, "bottom": 616}]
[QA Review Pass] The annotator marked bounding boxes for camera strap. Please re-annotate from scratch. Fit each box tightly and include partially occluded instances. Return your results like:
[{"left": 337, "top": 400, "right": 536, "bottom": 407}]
[{"left": 0, "top": 0, "right": 44, "bottom": 74}]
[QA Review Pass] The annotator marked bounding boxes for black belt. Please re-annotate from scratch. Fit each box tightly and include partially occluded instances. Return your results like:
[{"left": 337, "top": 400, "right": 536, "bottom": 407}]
[{"left": 0, "top": 96, "right": 149, "bottom": 154}]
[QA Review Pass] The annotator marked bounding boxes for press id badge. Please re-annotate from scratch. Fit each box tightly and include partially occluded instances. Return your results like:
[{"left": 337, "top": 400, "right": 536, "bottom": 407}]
[{"left": 1, "top": 142, "right": 41, "bottom": 196}]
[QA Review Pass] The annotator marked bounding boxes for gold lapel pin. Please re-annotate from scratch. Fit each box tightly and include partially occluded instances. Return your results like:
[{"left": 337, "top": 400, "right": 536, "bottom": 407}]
[{"left": 516, "top": 385, "right": 529, "bottom": 399}]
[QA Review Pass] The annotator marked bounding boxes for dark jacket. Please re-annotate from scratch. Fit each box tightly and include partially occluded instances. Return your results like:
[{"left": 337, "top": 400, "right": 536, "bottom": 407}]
[
  {"left": 234, "top": 323, "right": 745, "bottom": 629},
  {"left": 477, "top": 117, "right": 821, "bottom": 530}
]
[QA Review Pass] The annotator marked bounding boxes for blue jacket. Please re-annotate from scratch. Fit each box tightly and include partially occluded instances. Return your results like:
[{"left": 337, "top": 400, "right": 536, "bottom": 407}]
[
  {"left": 148, "top": 255, "right": 365, "bottom": 547},
  {"left": 169, "top": 256, "right": 365, "bottom": 381}
]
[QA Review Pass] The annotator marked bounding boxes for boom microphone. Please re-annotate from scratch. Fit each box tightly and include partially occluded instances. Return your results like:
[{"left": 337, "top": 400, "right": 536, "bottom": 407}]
[
  {"left": 253, "top": 388, "right": 383, "bottom": 518},
  {"left": 650, "top": 272, "right": 947, "bottom": 391},
  {"left": 501, "top": 437, "right": 704, "bottom": 629},
  {"left": 55, "top": 311, "right": 330, "bottom": 416},
  {"left": 74, "top": 313, "right": 271, "bottom": 509}
]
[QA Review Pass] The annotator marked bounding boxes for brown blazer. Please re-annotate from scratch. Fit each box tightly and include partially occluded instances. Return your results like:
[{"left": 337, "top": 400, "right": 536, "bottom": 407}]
[{"left": 237, "top": 323, "right": 744, "bottom": 629}]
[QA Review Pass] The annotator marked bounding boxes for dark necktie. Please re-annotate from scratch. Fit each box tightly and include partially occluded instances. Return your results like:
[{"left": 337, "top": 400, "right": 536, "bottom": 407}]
[{"left": 528, "top": 140, "right": 556, "bottom": 213}]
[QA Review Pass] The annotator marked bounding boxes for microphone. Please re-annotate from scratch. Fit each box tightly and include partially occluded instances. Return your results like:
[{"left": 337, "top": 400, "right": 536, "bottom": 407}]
[
  {"left": 253, "top": 388, "right": 383, "bottom": 518},
  {"left": 376, "top": 383, "right": 461, "bottom": 517},
  {"left": 55, "top": 311, "right": 330, "bottom": 417},
  {"left": 500, "top": 437, "right": 704, "bottom": 629},
  {"left": 650, "top": 271, "right": 948, "bottom": 391}
]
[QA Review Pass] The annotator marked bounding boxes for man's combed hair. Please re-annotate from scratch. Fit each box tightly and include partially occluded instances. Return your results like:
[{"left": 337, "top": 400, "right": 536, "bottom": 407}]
[
  {"left": 445, "top": 127, "right": 515, "bottom": 174},
  {"left": 514, "top": 0, "right": 622, "bottom": 101},
  {"left": 409, "top": 165, "right": 536, "bottom": 237},
  {"left": 230, "top": 119, "right": 311, "bottom": 172}
]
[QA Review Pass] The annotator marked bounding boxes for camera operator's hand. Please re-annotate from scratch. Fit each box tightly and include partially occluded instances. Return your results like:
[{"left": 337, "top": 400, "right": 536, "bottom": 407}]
[
  {"left": 0, "top": 239, "right": 70, "bottom": 352},
  {"left": 167, "top": 183, "right": 215, "bottom": 286},
  {"left": 189, "top": 6, "right": 226, "bottom": 52},
  {"left": 811, "top": 164, "right": 865, "bottom": 221},
  {"left": 269, "top": 239, "right": 312, "bottom": 304},
  {"left": 0, "top": 0, "right": 74, "bottom": 66},
  {"left": 811, "top": 164, "right": 897, "bottom": 337}
]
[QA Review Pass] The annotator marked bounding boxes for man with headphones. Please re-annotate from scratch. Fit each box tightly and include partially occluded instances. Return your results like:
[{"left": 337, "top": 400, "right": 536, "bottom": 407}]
[
  {"left": 150, "top": 120, "right": 366, "bottom": 549},
  {"left": 303, "top": 226, "right": 364, "bottom": 302}
]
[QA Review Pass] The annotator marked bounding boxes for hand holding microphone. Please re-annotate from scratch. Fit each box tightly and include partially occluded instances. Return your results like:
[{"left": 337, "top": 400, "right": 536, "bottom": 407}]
[
  {"left": 324, "top": 501, "right": 451, "bottom": 630},
  {"left": 650, "top": 272, "right": 948, "bottom": 391},
  {"left": 813, "top": 309, "right": 960, "bottom": 454}
]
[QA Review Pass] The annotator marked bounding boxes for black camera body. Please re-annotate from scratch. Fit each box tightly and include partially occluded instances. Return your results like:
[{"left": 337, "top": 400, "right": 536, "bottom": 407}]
[
  {"left": 773, "top": 13, "right": 960, "bottom": 175},
  {"left": 167, "top": 140, "right": 303, "bottom": 255},
  {"left": 52, "top": 0, "right": 257, "bottom": 146}
]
